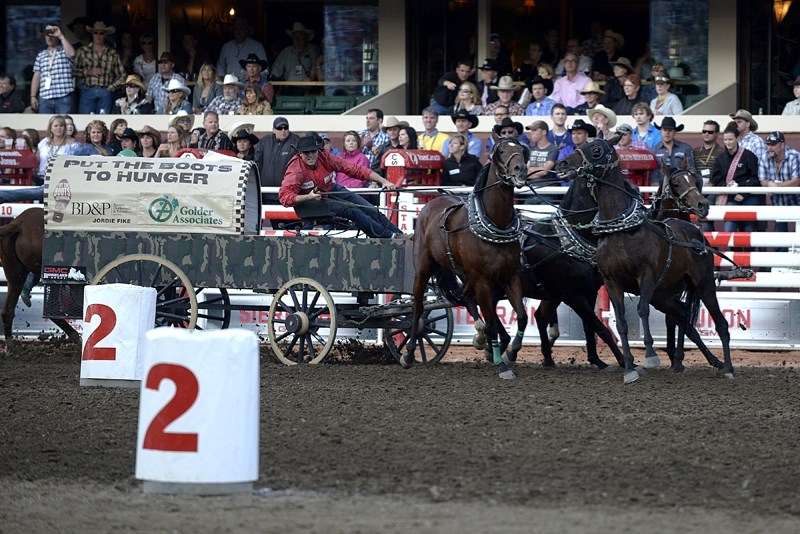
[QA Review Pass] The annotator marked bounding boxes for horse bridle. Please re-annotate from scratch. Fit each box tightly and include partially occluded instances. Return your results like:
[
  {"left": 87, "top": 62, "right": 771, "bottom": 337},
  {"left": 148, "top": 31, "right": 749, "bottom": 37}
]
[
  {"left": 653, "top": 168, "right": 703, "bottom": 215},
  {"left": 489, "top": 139, "right": 528, "bottom": 188}
]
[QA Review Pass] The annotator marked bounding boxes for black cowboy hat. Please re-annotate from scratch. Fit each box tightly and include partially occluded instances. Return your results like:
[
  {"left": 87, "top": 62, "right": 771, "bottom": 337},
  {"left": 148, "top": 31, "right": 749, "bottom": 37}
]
[
  {"left": 239, "top": 53, "right": 269, "bottom": 71},
  {"left": 297, "top": 134, "right": 321, "bottom": 153},
  {"left": 492, "top": 117, "right": 523, "bottom": 136},
  {"left": 529, "top": 75, "right": 554, "bottom": 96},
  {"left": 451, "top": 109, "right": 479, "bottom": 129},
  {"left": 231, "top": 128, "right": 259, "bottom": 145},
  {"left": 569, "top": 119, "right": 597, "bottom": 137},
  {"left": 655, "top": 116, "right": 684, "bottom": 131},
  {"left": 119, "top": 128, "right": 139, "bottom": 142},
  {"left": 478, "top": 58, "right": 499, "bottom": 71}
]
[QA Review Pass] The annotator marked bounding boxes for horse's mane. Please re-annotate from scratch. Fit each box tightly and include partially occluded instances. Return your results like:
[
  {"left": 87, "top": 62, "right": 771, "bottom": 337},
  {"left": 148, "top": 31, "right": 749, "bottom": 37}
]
[{"left": 473, "top": 162, "right": 490, "bottom": 190}]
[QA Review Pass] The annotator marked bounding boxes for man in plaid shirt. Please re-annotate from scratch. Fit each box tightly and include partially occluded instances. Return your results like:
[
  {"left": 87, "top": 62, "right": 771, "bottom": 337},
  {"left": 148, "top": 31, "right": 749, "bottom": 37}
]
[
  {"left": 30, "top": 24, "right": 76, "bottom": 114},
  {"left": 358, "top": 108, "right": 389, "bottom": 166},
  {"left": 146, "top": 52, "right": 186, "bottom": 114},
  {"left": 759, "top": 132, "right": 800, "bottom": 246},
  {"left": 206, "top": 74, "right": 244, "bottom": 116},
  {"left": 73, "top": 21, "right": 125, "bottom": 114}
]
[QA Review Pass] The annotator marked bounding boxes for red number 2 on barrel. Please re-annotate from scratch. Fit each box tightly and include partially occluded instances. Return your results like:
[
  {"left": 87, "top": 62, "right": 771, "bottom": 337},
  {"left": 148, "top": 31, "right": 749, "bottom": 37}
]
[
  {"left": 143, "top": 363, "right": 199, "bottom": 452},
  {"left": 82, "top": 303, "right": 117, "bottom": 360}
]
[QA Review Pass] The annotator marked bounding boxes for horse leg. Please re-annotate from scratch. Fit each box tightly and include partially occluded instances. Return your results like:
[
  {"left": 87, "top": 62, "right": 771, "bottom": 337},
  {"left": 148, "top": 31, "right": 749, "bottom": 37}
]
[
  {"left": 1, "top": 272, "right": 26, "bottom": 356},
  {"left": 638, "top": 284, "right": 661, "bottom": 370},
  {"left": 535, "top": 301, "right": 557, "bottom": 367},
  {"left": 548, "top": 316, "right": 560, "bottom": 347},
  {"left": 605, "top": 281, "right": 639, "bottom": 383},
  {"left": 664, "top": 314, "right": 677, "bottom": 367},
  {"left": 51, "top": 319, "right": 81, "bottom": 344},
  {"left": 475, "top": 284, "right": 515, "bottom": 379},
  {"left": 401, "top": 264, "right": 433, "bottom": 369},
  {"left": 683, "top": 325, "right": 723, "bottom": 369},
  {"left": 502, "top": 277, "right": 528, "bottom": 365},
  {"left": 698, "top": 292, "right": 733, "bottom": 378}
]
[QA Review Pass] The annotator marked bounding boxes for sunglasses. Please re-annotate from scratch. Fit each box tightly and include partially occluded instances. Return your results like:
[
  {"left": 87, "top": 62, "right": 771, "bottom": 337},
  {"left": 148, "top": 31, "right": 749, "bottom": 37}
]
[
  {"left": 701, "top": 130, "right": 717, "bottom": 134},
  {"left": 91, "top": 31, "right": 106, "bottom": 35},
  {"left": 168, "top": 89, "right": 183, "bottom": 93},
  {"left": 126, "top": 84, "right": 141, "bottom": 89},
  {"left": 458, "top": 89, "right": 471, "bottom": 93},
  {"left": 159, "top": 60, "right": 171, "bottom": 64},
  {"left": 141, "top": 41, "right": 153, "bottom": 45},
  {"left": 274, "top": 125, "right": 289, "bottom": 131}
]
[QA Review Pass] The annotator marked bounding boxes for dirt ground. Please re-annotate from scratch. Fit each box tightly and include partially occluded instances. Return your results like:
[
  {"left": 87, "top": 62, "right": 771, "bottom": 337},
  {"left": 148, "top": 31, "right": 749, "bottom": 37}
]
[{"left": 2, "top": 340, "right": 800, "bottom": 533}]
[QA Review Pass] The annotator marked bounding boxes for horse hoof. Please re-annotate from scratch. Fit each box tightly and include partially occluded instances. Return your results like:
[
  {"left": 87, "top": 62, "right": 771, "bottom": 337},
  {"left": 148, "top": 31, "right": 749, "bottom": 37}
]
[
  {"left": 484, "top": 348, "right": 493, "bottom": 362},
  {"left": 723, "top": 372, "right": 735, "bottom": 380},
  {"left": 399, "top": 353, "right": 414, "bottom": 369},
  {"left": 623, "top": 370, "right": 641, "bottom": 384},
  {"left": 643, "top": 356, "right": 661, "bottom": 369},
  {"left": 635, "top": 366, "right": 647, "bottom": 377},
  {"left": 499, "top": 369, "right": 516, "bottom": 380},
  {"left": 472, "top": 335, "right": 486, "bottom": 351},
  {"left": 501, "top": 352, "right": 515, "bottom": 367}
]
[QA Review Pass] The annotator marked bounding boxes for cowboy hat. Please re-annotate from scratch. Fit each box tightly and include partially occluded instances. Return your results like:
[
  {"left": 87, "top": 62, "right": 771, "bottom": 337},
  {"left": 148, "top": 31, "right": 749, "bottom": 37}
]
[
  {"left": 158, "top": 51, "right": 177, "bottom": 64},
  {"left": 297, "top": 134, "right": 321, "bottom": 153},
  {"left": 529, "top": 75, "right": 554, "bottom": 95},
  {"left": 138, "top": 125, "right": 162, "bottom": 145},
  {"left": 588, "top": 105, "right": 617, "bottom": 128},
  {"left": 451, "top": 109, "right": 479, "bottom": 129},
  {"left": 490, "top": 75, "right": 519, "bottom": 91},
  {"left": 603, "top": 29, "right": 624, "bottom": 49},
  {"left": 228, "top": 121, "right": 255, "bottom": 139},
  {"left": 165, "top": 78, "right": 191, "bottom": 96},
  {"left": 610, "top": 57, "right": 634, "bottom": 74},
  {"left": 569, "top": 118, "right": 597, "bottom": 137},
  {"left": 119, "top": 128, "right": 139, "bottom": 142},
  {"left": 653, "top": 75, "right": 672, "bottom": 85},
  {"left": 87, "top": 21, "right": 115, "bottom": 35},
  {"left": 170, "top": 110, "right": 195, "bottom": 130},
  {"left": 492, "top": 117, "right": 523, "bottom": 136},
  {"left": 221, "top": 74, "right": 245, "bottom": 88},
  {"left": 383, "top": 116, "right": 409, "bottom": 130},
  {"left": 239, "top": 53, "right": 269, "bottom": 71},
  {"left": 477, "top": 58, "right": 499, "bottom": 71},
  {"left": 231, "top": 127, "right": 259, "bottom": 146},
  {"left": 730, "top": 109, "right": 758, "bottom": 131},
  {"left": 286, "top": 22, "right": 315, "bottom": 40},
  {"left": 580, "top": 81, "right": 606, "bottom": 96},
  {"left": 655, "top": 116, "right": 684, "bottom": 131},
  {"left": 122, "top": 74, "right": 146, "bottom": 92},
  {"left": 67, "top": 17, "right": 90, "bottom": 32},
  {"left": 788, "top": 76, "right": 800, "bottom": 86}
]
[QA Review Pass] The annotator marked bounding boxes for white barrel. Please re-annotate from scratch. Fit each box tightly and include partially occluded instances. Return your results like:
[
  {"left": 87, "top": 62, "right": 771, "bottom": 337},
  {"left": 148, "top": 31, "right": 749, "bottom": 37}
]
[
  {"left": 81, "top": 284, "right": 156, "bottom": 387},
  {"left": 135, "top": 328, "right": 260, "bottom": 495}
]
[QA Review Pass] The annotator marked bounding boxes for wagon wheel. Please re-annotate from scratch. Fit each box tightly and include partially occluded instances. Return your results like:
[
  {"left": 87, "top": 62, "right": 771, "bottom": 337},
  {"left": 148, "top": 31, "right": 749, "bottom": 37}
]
[
  {"left": 268, "top": 277, "right": 337, "bottom": 366},
  {"left": 384, "top": 294, "right": 454, "bottom": 365},
  {"left": 91, "top": 253, "right": 199, "bottom": 330}
]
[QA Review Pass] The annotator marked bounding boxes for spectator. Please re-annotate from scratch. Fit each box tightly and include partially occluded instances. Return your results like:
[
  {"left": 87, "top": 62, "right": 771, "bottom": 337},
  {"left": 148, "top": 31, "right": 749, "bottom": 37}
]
[
  {"left": 192, "top": 62, "right": 222, "bottom": 114},
  {"left": 157, "top": 124, "right": 186, "bottom": 157},
  {"left": 476, "top": 58, "right": 500, "bottom": 109},
  {"left": 782, "top": 76, "right": 800, "bottom": 115},
  {"left": 188, "top": 127, "right": 205, "bottom": 149},
  {"left": 450, "top": 81, "right": 484, "bottom": 116},
  {"left": 146, "top": 51, "right": 186, "bottom": 114},
  {"left": 253, "top": 116, "right": 300, "bottom": 206},
  {"left": 588, "top": 104, "right": 617, "bottom": 140},
  {"left": 107, "top": 118, "right": 128, "bottom": 155},
  {"left": 336, "top": 130, "right": 372, "bottom": 189},
  {"left": 30, "top": 24, "right": 76, "bottom": 114},
  {"left": 524, "top": 76, "right": 556, "bottom": 116},
  {"left": 73, "top": 21, "right": 126, "bottom": 114},
  {"left": 486, "top": 106, "right": 530, "bottom": 153},
  {"left": 279, "top": 134, "right": 402, "bottom": 238},
  {"left": 693, "top": 119, "right": 724, "bottom": 200},
  {"left": 484, "top": 76, "right": 524, "bottom": 116},
  {"left": 371, "top": 116, "right": 405, "bottom": 176},
  {"left": 493, "top": 117, "right": 524, "bottom": 140},
  {"left": 239, "top": 53, "right": 275, "bottom": 104},
  {"left": 582, "top": 20, "right": 605, "bottom": 59},
  {"left": 730, "top": 109, "right": 767, "bottom": 163},
  {"left": 164, "top": 79, "right": 193, "bottom": 115},
  {"left": 117, "top": 30, "right": 136, "bottom": 75},
  {"left": 0, "top": 73, "right": 26, "bottom": 114},
  {"left": 592, "top": 29, "right": 624, "bottom": 81},
  {"left": 37, "top": 115, "right": 78, "bottom": 178},
  {"left": 239, "top": 84, "right": 273, "bottom": 115},
  {"left": 614, "top": 123, "right": 634, "bottom": 149},
  {"left": 712, "top": 123, "right": 761, "bottom": 234},
  {"left": 569, "top": 119, "right": 595, "bottom": 157},
  {"left": 64, "top": 115, "right": 77, "bottom": 141},
  {"left": 488, "top": 33, "right": 513, "bottom": 77},
  {"left": 442, "top": 109, "right": 482, "bottom": 158},
  {"left": 119, "top": 127, "right": 139, "bottom": 154},
  {"left": 359, "top": 108, "right": 389, "bottom": 166},
  {"left": 443, "top": 134, "right": 482, "bottom": 187},
  {"left": 641, "top": 62, "right": 667, "bottom": 102},
  {"left": 196, "top": 110, "right": 235, "bottom": 151},
  {"left": 649, "top": 117, "right": 698, "bottom": 186},
  {"left": 319, "top": 132, "right": 339, "bottom": 156},
  {"left": 631, "top": 102, "right": 661, "bottom": 150},
  {"left": 170, "top": 111, "right": 195, "bottom": 141},
  {"left": 429, "top": 58, "right": 474, "bottom": 115},
  {"left": 613, "top": 73, "right": 646, "bottom": 117},
  {"left": 66, "top": 17, "right": 91, "bottom": 48},
  {"left": 759, "top": 132, "right": 800, "bottom": 240},
  {"left": 547, "top": 103, "right": 574, "bottom": 158},
  {"left": 550, "top": 52, "right": 592, "bottom": 112},
  {"left": 178, "top": 33, "right": 211, "bottom": 81},
  {"left": 515, "top": 43, "right": 544, "bottom": 84},
  {"left": 138, "top": 125, "right": 161, "bottom": 157},
  {"left": 230, "top": 124, "right": 259, "bottom": 161},
  {"left": 217, "top": 18, "right": 267, "bottom": 79},
  {"left": 271, "top": 22, "right": 321, "bottom": 85},
  {"left": 133, "top": 33, "right": 157, "bottom": 85},
  {"left": 650, "top": 74, "right": 683, "bottom": 116},
  {"left": 206, "top": 74, "right": 244, "bottom": 115},
  {"left": 398, "top": 125, "right": 419, "bottom": 150},
  {"left": 573, "top": 81, "right": 605, "bottom": 115},
  {"left": 555, "top": 38, "right": 592, "bottom": 77},
  {"left": 537, "top": 63, "right": 555, "bottom": 80},
  {"left": 418, "top": 107, "right": 450, "bottom": 153},
  {"left": 74, "top": 119, "right": 113, "bottom": 156},
  {"left": 603, "top": 57, "right": 634, "bottom": 108},
  {"left": 525, "top": 119, "right": 559, "bottom": 186},
  {"left": 541, "top": 29, "right": 561, "bottom": 66},
  {"left": 112, "top": 74, "right": 152, "bottom": 114}
]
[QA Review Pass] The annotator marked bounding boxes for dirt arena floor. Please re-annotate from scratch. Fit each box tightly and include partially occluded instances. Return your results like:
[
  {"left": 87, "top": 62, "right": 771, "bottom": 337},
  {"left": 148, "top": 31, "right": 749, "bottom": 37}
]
[{"left": 2, "top": 340, "right": 800, "bottom": 533}]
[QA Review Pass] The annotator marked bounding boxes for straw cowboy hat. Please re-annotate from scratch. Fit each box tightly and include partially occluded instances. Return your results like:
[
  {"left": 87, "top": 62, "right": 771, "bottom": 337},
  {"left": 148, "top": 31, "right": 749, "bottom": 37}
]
[
  {"left": 580, "top": 81, "right": 606, "bottom": 96},
  {"left": 286, "top": 22, "right": 315, "bottom": 40},
  {"left": 239, "top": 53, "right": 269, "bottom": 71},
  {"left": 382, "top": 116, "right": 409, "bottom": 130},
  {"left": 138, "top": 125, "right": 162, "bottom": 145},
  {"left": 610, "top": 57, "right": 634, "bottom": 74},
  {"left": 122, "top": 74, "right": 146, "bottom": 93},
  {"left": 170, "top": 110, "right": 195, "bottom": 130},
  {"left": 228, "top": 121, "right": 255, "bottom": 139},
  {"left": 730, "top": 109, "right": 759, "bottom": 131},
  {"left": 221, "top": 74, "right": 245, "bottom": 88},
  {"left": 569, "top": 118, "right": 597, "bottom": 137},
  {"left": 492, "top": 117, "right": 523, "bottom": 136},
  {"left": 165, "top": 78, "right": 191, "bottom": 96},
  {"left": 603, "top": 29, "right": 624, "bottom": 49},
  {"left": 451, "top": 109, "right": 479, "bottom": 129},
  {"left": 490, "top": 75, "right": 519, "bottom": 91},
  {"left": 655, "top": 116, "right": 685, "bottom": 132},
  {"left": 588, "top": 104, "right": 617, "bottom": 128},
  {"left": 86, "top": 21, "right": 115, "bottom": 35}
]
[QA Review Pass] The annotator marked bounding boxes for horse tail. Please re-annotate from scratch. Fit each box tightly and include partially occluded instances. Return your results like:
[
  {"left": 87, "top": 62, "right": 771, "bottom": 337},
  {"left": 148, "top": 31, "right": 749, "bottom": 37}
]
[
  {"left": 684, "top": 279, "right": 701, "bottom": 330},
  {"left": 431, "top": 269, "right": 467, "bottom": 306}
]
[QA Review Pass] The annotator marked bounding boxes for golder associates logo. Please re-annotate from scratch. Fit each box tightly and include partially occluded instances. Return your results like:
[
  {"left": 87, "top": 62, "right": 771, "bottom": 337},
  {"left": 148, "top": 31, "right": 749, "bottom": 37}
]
[{"left": 148, "top": 196, "right": 224, "bottom": 226}]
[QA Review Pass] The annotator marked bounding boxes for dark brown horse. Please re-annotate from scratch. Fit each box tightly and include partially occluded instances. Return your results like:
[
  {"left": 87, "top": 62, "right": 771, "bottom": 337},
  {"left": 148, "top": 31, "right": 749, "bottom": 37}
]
[
  {"left": 556, "top": 139, "right": 735, "bottom": 384},
  {"left": 401, "top": 137, "right": 528, "bottom": 379},
  {"left": 0, "top": 208, "right": 80, "bottom": 354}
]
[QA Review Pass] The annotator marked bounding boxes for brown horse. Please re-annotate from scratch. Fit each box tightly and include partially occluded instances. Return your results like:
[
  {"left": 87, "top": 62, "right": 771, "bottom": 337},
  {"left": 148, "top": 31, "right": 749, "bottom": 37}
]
[
  {"left": 401, "top": 137, "right": 529, "bottom": 379},
  {"left": 556, "top": 139, "right": 735, "bottom": 384},
  {"left": 0, "top": 208, "right": 80, "bottom": 354}
]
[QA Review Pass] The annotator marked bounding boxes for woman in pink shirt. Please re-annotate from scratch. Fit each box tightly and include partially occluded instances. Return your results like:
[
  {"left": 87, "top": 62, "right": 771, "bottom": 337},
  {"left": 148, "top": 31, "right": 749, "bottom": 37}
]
[{"left": 335, "top": 130, "right": 371, "bottom": 188}]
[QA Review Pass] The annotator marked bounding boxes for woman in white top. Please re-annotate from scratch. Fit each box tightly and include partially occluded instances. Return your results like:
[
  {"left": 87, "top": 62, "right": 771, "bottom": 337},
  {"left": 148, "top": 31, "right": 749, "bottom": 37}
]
[
  {"left": 37, "top": 115, "right": 78, "bottom": 178},
  {"left": 133, "top": 33, "right": 157, "bottom": 85},
  {"left": 650, "top": 75, "right": 683, "bottom": 116},
  {"left": 449, "top": 81, "right": 484, "bottom": 116}
]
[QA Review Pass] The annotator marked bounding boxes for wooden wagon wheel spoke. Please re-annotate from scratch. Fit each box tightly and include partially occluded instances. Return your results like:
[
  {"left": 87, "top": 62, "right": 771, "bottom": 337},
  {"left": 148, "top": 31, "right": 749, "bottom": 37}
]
[{"left": 385, "top": 289, "right": 453, "bottom": 366}]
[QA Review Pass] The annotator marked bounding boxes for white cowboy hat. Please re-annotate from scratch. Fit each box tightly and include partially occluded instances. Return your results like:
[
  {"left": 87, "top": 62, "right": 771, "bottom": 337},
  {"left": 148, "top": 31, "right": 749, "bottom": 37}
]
[
  {"left": 86, "top": 21, "right": 116, "bottom": 35},
  {"left": 170, "top": 110, "right": 195, "bottom": 130},
  {"left": 489, "top": 75, "right": 519, "bottom": 91},
  {"left": 165, "top": 78, "right": 191, "bottom": 96},
  {"left": 588, "top": 104, "right": 617, "bottom": 128},
  {"left": 221, "top": 74, "right": 245, "bottom": 88},
  {"left": 228, "top": 121, "right": 255, "bottom": 139},
  {"left": 286, "top": 22, "right": 315, "bottom": 40}
]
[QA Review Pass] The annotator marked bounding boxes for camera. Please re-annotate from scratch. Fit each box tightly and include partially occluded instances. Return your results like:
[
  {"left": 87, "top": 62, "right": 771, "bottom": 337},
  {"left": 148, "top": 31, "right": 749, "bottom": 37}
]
[{"left": 45, "top": 27, "right": 56, "bottom": 35}]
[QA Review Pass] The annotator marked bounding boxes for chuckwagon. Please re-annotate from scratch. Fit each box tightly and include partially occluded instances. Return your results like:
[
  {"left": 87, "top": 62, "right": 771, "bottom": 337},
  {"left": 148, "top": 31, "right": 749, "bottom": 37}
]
[{"left": 39, "top": 154, "right": 454, "bottom": 366}]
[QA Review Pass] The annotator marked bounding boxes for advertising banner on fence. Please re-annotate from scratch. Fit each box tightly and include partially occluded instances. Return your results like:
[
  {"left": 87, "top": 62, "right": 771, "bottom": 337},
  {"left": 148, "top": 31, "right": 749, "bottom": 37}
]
[{"left": 43, "top": 156, "right": 253, "bottom": 234}]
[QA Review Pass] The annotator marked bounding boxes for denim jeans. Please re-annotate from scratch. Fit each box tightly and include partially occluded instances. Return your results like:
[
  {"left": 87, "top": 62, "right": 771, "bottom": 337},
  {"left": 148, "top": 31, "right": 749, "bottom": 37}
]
[
  {"left": 428, "top": 98, "right": 451, "bottom": 116},
  {"left": 78, "top": 84, "right": 114, "bottom": 114},
  {"left": 0, "top": 185, "right": 44, "bottom": 204},
  {"left": 722, "top": 195, "right": 760, "bottom": 233},
  {"left": 329, "top": 184, "right": 401, "bottom": 238},
  {"left": 39, "top": 93, "right": 74, "bottom": 114}
]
